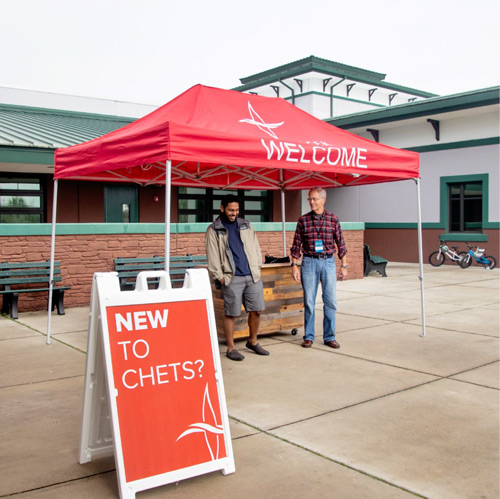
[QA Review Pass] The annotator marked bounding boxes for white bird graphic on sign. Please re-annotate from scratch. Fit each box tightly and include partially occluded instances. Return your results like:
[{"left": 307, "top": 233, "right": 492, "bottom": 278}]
[{"left": 176, "top": 383, "right": 224, "bottom": 460}]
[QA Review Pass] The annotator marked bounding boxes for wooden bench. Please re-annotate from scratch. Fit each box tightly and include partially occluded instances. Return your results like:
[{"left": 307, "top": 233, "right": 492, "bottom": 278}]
[
  {"left": 0, "top": 261, "right": 71, "bottom": 319},
  {"left": 114, "top": 255, "right": 208, "bottom": 291},
  {"left": 363, "top": 244, "right": 388, "bottom": 277}
]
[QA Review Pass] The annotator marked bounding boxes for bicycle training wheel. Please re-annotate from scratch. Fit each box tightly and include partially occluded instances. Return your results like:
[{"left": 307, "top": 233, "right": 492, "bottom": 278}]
[
  {"left": 460, "top": 254, "right": 472, "bottom": 269},
  {"left": 483, "top": 255, "right": 497, "bottom": 270},
  {"left": 428, "top": 251, "right": 445, "bottom": 266}
]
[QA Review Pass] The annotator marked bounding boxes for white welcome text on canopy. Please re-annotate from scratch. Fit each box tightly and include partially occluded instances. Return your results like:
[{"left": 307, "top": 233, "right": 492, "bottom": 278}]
[{"left": 261, "top": 139, "right": 368, "bottom": 168}]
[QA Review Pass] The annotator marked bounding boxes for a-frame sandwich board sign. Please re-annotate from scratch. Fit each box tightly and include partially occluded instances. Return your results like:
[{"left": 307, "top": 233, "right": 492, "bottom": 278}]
[{"left": 79, "top": 269, "right": 235, "bottom": 499}]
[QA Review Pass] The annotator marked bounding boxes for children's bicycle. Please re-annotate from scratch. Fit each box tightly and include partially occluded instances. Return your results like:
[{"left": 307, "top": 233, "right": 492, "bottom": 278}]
[
  {"left": 428, "top": 239, "right": 467, "bottom": 267},
  {"left": 459, "top": 242, "right": 497, "bottom": 270}
]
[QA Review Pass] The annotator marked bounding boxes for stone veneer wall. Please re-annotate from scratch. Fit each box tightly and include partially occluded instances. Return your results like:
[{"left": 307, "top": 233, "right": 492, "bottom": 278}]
[{"left": 1, "top": 229, "right": 363, "bottom": 314}]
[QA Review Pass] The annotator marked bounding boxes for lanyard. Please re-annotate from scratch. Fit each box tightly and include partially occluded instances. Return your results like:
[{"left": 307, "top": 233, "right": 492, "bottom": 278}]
[{"left": 313, "top": 213, "right": 326, "bottom": 239}]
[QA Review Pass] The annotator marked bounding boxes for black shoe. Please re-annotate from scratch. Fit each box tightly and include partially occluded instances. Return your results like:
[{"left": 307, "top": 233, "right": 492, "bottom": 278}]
[
  {"left": 226, "top": 349, "right": 245, "bottom": 361},
  {"left": 245, "top": 340, "right": 270, "bottom": 356}
]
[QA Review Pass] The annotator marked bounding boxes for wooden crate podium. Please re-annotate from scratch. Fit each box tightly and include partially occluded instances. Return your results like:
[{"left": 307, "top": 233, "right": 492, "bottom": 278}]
[{"left": 211, "top": 263, "right": 304, "bottom": 340}]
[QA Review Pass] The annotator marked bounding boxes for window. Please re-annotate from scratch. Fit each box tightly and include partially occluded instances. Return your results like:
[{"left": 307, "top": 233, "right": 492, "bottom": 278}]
[
  {"left": 449, "top": 181, "right": 482, "bottom": 232},
  {"left": 178, "top": 187, "right": 209, "bottom": 222},
  {"left": 440, "top": 174, "right": 489, "bottom": 237},
  {"left": 178, "top": 188, "right": 272, "bottom": 222},
  {"left": 0, "top": 177, "right": 44, "bottom": 223}
]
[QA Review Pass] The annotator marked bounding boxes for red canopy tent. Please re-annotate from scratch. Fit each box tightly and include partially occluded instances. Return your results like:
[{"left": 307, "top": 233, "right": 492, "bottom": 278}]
[
  {"left": 48, "top": 85, "right": 426, "bottom": 340},
  {"left": 55, "top": 84, "right": 418, "bottom": 187}
]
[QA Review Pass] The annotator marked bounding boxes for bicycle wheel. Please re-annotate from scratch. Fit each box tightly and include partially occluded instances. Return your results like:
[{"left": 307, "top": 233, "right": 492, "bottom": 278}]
[
  {"left": 460, "top": 253, "right": 472, "bottom": 269},
  {"left": 483, "top": 255, "right": 497, "bottom": 270},
  {"left": 458, "top": 251, "right": 469, "bottom": 268},
  {"left": 429, "top": 251, "right": 445, "bottom": 266}
]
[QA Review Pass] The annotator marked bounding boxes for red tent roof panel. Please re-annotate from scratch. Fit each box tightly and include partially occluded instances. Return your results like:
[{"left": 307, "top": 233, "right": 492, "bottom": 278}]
[{"left": 55, "top": 84, "right": 419, "bottom": 189}]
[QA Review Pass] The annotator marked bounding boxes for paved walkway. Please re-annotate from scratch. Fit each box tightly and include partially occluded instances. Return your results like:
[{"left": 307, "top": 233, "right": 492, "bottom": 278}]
[{"left": 1, "top": 263, "right": 498, "bottom": 498}]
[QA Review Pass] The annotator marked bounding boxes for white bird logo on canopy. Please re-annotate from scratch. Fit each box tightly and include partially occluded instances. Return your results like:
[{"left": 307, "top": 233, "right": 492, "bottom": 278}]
[{"left": 239, "top": 102, "right": 284, "bottom": 139}]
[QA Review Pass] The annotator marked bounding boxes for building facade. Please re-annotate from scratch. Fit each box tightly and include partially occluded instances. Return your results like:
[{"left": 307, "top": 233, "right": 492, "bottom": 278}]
[
  {"left": 234, "top": 56, "right": 499, "bottom": 262},
  {"left": 0, "top": 56, "right": 498, "bottom": 311}
]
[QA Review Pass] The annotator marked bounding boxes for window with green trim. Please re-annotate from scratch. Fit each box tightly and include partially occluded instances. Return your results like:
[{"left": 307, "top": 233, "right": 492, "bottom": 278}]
[
  {"left": 178, "top": 187, "right": 272, "bottom": 222},
  {"left": 449, "top": 181, "right": 482, "bottom": 232},
  {"left": 440, "top": 174, "right": 488, "bottom": 235},
  {"left": 0, "top": 176, "right": 44, "bottom": 223}
]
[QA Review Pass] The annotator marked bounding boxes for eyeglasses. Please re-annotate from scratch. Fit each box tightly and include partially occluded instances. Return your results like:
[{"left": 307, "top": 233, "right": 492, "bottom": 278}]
[{"left": 307, "top": 197, "right": 322, "bottom": 202}]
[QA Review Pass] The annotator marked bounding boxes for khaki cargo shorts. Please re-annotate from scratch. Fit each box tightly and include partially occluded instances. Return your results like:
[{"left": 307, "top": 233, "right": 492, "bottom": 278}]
[{"left": 222, "top": 275, "right": 265, "bottom": 317}]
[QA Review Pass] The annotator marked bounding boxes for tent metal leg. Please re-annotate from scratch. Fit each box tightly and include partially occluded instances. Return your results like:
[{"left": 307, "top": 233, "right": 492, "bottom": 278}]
[
  {"left": 165, "top": 160, "right": 171, "bottom": 272},
  {"left": 280, "top": 188, "right": 286, "bottom": 257},
  {"left": 415, "top": 178, "right": 426, "bottom": 337},
  {"left": 47, "top": 179, "right": 58, "bottom": 345}
]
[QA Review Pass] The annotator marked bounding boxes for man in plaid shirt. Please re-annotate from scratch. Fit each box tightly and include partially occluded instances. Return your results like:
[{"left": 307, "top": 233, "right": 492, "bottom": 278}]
[{"left": 290, "top": 187, "right": 348, "bottom": 349}]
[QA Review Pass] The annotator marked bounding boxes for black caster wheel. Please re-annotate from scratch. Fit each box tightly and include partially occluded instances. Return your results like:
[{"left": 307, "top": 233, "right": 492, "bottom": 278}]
[{"left": 291, "top": 328, "right": 298, "bottom": 336}]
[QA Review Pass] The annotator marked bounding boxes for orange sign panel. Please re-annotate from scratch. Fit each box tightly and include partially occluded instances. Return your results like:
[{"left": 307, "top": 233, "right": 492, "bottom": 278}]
[{"left": 105, "top": 299, "right": 227, "bottom": 483}]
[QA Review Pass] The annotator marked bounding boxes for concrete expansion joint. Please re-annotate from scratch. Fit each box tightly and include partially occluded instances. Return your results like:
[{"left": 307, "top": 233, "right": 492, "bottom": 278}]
[
  {"left": 7, "top": 470, "right": 117, "bottom": 497},
  {"left": 263, "top": 432, "right": 429, "bottom": 499}
]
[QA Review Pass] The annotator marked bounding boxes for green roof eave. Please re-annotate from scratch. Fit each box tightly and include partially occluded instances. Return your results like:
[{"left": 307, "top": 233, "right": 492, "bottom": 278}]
[
  {"left": 240, "top": 56, "right": 386, "bottom": 83},
  {"left": 233, "top": 55, "right": 437, "bottom": 98},
  {"left": 326, "top": 86, "right": 500, "bottom": 128},
  {"left": 0, "top": 146, "right": 55, "bottom": 163}
]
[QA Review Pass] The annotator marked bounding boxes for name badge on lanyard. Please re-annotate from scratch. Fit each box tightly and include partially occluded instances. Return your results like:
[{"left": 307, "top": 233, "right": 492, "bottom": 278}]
[
  {"left": 315, "top": 240, "right": 324, "bottom": 253},
  {"left": 314, "top": 213, "right": 325, "bottom": 253}
]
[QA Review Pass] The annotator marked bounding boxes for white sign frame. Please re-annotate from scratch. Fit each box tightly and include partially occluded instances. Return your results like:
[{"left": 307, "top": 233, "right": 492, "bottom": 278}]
[{"left": 79, "top": 270, "right": 235, "bottom": 499}]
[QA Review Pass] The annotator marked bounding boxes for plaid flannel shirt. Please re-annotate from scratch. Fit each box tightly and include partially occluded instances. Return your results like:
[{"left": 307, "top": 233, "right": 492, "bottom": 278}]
[{"left": 290, "top": 210, "right": 347, "bottom": 260}]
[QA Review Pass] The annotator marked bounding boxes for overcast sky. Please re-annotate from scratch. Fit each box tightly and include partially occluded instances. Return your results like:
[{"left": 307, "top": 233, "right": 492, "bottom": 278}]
[{"left": 1, "top": 0, "right": 499, "bottom": 106}]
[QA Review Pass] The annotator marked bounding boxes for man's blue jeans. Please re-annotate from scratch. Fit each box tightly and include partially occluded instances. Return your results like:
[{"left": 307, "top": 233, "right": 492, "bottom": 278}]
[{"left": 301, "top": 256, "right": 337, "bottom": 343}]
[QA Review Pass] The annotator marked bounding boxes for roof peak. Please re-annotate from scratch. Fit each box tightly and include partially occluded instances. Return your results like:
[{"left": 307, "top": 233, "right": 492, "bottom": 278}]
[
  {"left": 236, "top": 55, "right": 436, "bottom": 98},
  {"left": 239, "top": 55, "right": 387, "bottom": 85}
]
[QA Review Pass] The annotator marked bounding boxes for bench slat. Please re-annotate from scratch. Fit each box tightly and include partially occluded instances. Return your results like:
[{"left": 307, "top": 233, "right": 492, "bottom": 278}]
[
  {"left": 114, "top": 255, "right": 207, "bottom": 290},
  {"left": 0, "top": 269, "right": 61, "bottom": 278},
  {"left": 0, "top": 276, "right": 62, "bottom": 286},
  {"left": 114, "top": 257, "right": 163, "bottom": 265},
  {"left": 0, "top": 261, "right": 60, "bottom": 270},
  {"left": 370, "top": 256, "right": 388, "bottom": 264},
  {"left": 0, "top": 286, "right": 70, "bottom": 295},
  {"left": 114, "top": 263, "right": 165, "bottom": 271}
]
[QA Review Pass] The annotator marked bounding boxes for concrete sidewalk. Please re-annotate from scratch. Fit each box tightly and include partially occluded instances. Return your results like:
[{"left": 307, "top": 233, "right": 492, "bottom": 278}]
[{"left": 1, "top": 263, "right": 498, "bottom": 498}]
